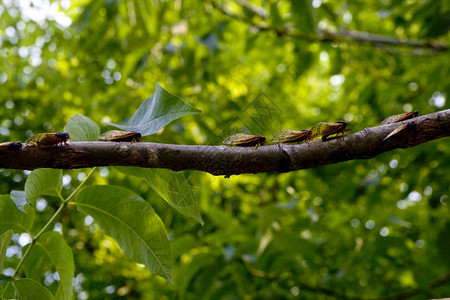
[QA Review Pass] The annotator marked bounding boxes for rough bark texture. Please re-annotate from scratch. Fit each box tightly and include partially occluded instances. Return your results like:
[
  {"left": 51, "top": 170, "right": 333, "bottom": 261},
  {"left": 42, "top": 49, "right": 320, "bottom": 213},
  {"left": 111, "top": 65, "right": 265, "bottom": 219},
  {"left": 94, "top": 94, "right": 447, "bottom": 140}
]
[{"left": 0, "top": 110, "right": 449, "bottom": 176}]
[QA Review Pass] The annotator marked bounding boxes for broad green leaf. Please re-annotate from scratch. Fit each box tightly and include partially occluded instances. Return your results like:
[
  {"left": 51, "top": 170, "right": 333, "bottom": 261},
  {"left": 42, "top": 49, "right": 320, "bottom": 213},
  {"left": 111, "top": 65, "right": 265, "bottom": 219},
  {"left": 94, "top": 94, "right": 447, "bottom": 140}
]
[
  {"left": 289, "top": 0, "right": 316, "bottom": 35},
  {"left": 64, "top": 113, "right": 100, "bottom": 141},
  {"left": 10, "top": 190, "right": 31, "bottom": 213},
  {"left": 177, "top": 252, "right": 220, "bottom": 299},
  {"left": 116, "top": 167, "right": 203, "bottom": 224},
  {"left": 12, "top": 278, "right": 55, "bottom": 300},
  {"left": 171, "top": 234, "right": 196, "bottom": 259},
  {"left": 103, "top": 83, "right": 201, "bottom": 136},
  {"left": 0, "top": 230, "right": 13, "bottom": 270},
  {"left": 23, "top": 232, "right": 74, "bottom": 300},
  {"left": 25, "top": 169, "right": 62, "bottom": 205},
  {"left": 0, "top": 195, "right": 35, "bottom": 235},
  {"left": 76, "top": 185, "right": 172, "bottom": 282}
]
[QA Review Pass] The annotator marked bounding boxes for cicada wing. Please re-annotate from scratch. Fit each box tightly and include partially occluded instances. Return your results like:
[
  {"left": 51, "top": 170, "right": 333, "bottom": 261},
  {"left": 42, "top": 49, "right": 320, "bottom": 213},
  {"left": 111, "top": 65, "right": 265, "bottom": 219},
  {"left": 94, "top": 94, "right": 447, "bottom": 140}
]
[
  {"left": 324, "top": 122, "right": 346, "bottom": 136},
  {"left": 223, "top": 133, "right": 265, "bottom": 146},
  {"left": 270, "top": 130, "right": 291, "bottom": 143},
  {"left": 310, "top": 122, "right": 342, "bottom": 138},
  {"left": 223, "top": 133, "right": 252, "bottom": 145},
  {"left": 381, "top": 115, "right": 400, "bottom": 125},
  {"left": 309, "top": 122, "right": 327, "bottom": 139},
  {"left": 98, "top": 130, "right": 124, "bottom": 141},
  {"left": 37, "top": 134, "right": 61, "bottom": 146},
  {"left": 98, "top": 130, "right": 140, "bottom": 142},
  {"left": 382, "top": 124, "right": 407, "bottom": 141},
  {"left": 26, "top": 133, "right": 69, "bottom": 146},
  {"left": 381, "top": 111, "right": 420, "bottom": 125},
  {"left": 25, "top": 134, "right": 41, "bottom": 144},
  {"left": 382, "top": 122, "right": 417, "bottom": 143},
  {"left": 271, "top": 130, "right": 309, "bottom": 144}
]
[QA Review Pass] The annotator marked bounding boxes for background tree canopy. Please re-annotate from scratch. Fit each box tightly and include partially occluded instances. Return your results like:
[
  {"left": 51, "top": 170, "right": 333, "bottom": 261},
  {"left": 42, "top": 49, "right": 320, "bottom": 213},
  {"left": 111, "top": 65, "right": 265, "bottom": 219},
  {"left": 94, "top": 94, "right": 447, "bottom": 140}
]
[{"left": 0, "top": 0, "right": 449, "bottom": 299}]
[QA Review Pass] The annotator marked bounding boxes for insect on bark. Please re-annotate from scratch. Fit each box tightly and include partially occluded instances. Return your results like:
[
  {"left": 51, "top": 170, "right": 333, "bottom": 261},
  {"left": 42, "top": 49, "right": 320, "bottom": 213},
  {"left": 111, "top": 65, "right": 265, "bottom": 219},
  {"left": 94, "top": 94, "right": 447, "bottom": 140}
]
[
  {"left": 98, "top": 130, "right": 142, "bottom": 142},
  {"left": 25, "top": 132, "right": 70, "bottom": 147},
  {"left": 380, "top": 111, "right": 420, "bottom": 125},
  {"left": 309, "top": 121, "right": 350, "bottom": 141},
  {"left": 382, "top": 122, "right": 418, "bottom": 142},
  {"left": 0, "top": 142, "right": 23, "bottom": 155},
  {"left": 374, "top": 121, "right": 418, "bottom": 151},
  {"left": 223, "top": 133, "right": 266, "bottom": 147},
  {"left": 270, "top": 130, "right": 310, "bottom": 144}
]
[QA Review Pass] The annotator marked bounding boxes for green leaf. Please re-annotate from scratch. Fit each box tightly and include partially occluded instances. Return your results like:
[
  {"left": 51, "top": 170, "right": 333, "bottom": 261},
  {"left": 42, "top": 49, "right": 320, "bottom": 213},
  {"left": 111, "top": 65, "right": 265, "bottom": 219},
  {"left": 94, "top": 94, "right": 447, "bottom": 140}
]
[
  {"left": 198, "top": 33, "right": 218, "bottom": 55},
  {"left": 115, "top": 167, "right": 203, "bottom": 225},
  {"left": 12, "top": 278, "right": 55, "bottom": 300},
  {"left": 0, "top": 195, "right": 35, "bottom": 235},
  {"left": 25, "top": 169, "right": 63, "bottom": 205},
  {"left": 23, "top": 232, "right": 74, "bottom": 300},
  {"left": 0, "top": 230, "right": 13, "bottom": 271},
  {"left": 178, "top": 252, "right": 219, "bottom": 298},
  {"left": 103, "top": 83, "right": 201, "bottom": 136},
  {"left": 269, "top": 3, "right": 283, "bottom": 28},
  {"left": 289, "top": 0, "right": 316, "bottom": 35},
  {"left": 121, "top": 48, "right": 150, "bottom": 81},
  {"left": 76, "top": 185, "right": 172, "bottom": 282},
  {"left": 64, "top": 113, "right": 100, "bottom": 141},
  {"left": 0, "top": 274, "right": 12, "bottom": 284},
  {"left": 10, "top": 190, "right": 31, "bottom": 213}
]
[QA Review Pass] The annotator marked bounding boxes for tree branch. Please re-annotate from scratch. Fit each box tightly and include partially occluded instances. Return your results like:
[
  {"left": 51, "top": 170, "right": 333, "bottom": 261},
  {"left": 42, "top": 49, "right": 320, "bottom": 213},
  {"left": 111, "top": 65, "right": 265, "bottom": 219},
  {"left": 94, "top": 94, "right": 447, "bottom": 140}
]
[
  {"left": 260, "top": 269, "right": 450, "bottom": 300},
  {"left": 377, "top": 271, "right": 450, "bottom": 300},
  {"left": 213, "top": 2, "right": 448, "bottom": 54},
  {"left": 0, "top": 110, "right": 449, "bottom": 175},
  {"left": 233, "top": 0, "right": 267, "bottom": 19}
]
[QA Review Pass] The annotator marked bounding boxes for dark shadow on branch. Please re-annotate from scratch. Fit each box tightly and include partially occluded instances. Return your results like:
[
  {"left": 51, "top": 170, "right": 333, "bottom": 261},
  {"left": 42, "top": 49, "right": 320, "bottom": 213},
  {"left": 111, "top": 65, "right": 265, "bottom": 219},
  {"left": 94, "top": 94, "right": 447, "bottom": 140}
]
[{"left": 0, "top": 110, "right": 449, "bottom": 176}]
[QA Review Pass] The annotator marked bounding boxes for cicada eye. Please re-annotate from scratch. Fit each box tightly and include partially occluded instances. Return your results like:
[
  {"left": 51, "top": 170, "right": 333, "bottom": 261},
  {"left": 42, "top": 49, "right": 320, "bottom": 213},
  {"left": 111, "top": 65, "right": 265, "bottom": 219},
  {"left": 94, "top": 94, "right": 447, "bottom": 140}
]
[
  {"left": 55, "top": 132, "right": 70, "bottom": 140},
  {"left": 9, "top": 142, "right": 23, "bottom": 150}
]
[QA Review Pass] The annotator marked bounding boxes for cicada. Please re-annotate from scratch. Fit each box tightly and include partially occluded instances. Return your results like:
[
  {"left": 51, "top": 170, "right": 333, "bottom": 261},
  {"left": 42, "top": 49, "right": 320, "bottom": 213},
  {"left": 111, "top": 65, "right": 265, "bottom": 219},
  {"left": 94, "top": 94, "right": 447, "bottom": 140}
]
[
  {"left": 381, "top": 121, "right": 418, "bottom": 143},
  {"left": 223, "top": 133, "right": 266, "bottom": 147},
  {"left": 380, "top": 111, "right": 420, "bottom": 126},
  {"left": 98, "top": 130, "right": 142, "bottom": 142},
  {"left": 309, "top": 121, "right": 350, "bottom": 141},
  {"left": 270, "top": 130, "right": 310, "bottom": 144},
  {"left": 0, "top": 142, "right": 23, "bottom": 154},
  {"left": 25, "top": 132, "right": 70, "bottom": 146}
]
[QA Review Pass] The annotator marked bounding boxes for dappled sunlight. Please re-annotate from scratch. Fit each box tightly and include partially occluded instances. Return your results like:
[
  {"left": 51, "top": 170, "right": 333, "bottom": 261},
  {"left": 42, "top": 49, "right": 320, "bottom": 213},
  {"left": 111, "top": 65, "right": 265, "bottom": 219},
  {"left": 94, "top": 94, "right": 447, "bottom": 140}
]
[
  {"left": 0, "top": 0, "right": 448, "bottom": 298},
  {"left": 430, "top": 92, "right": 446, "bottom": 108}
]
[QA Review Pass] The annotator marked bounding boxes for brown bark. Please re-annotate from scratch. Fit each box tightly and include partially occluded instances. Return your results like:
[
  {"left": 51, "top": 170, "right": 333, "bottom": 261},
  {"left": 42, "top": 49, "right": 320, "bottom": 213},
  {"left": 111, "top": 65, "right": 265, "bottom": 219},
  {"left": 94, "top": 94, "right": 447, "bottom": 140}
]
[{"left": 0, "top": 110, "right": 449, "bottom": 176}]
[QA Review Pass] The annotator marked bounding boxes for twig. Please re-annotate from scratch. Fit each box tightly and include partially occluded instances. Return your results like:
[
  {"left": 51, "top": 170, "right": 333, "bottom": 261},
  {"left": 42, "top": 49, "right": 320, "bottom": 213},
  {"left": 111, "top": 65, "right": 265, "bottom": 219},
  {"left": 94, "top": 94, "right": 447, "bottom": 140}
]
[
  {"left": 250, "top": 268, "right": 450, "bottom": 300},
  {"left": 299, "top": 271, "right": 450, "bottom": 300},
  {"left": 377, "top": 271, "right": 450, "bottom": 300},
  {"left": 0, "top": 110, "right": 449, "bottom": 176},
  {"left": 213, "top": 2, "right": 448, "bottom": 53},
  {"left": 233, "top": 0, "right": 267, "bottom": 19}
]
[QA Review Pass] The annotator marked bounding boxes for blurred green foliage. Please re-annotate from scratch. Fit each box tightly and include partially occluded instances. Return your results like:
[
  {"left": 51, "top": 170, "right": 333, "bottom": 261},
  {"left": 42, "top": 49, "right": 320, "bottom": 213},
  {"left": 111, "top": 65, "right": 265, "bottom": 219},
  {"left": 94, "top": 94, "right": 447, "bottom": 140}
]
[{"left": 0, "top": 0, "right": 449, "bottom": 299}]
